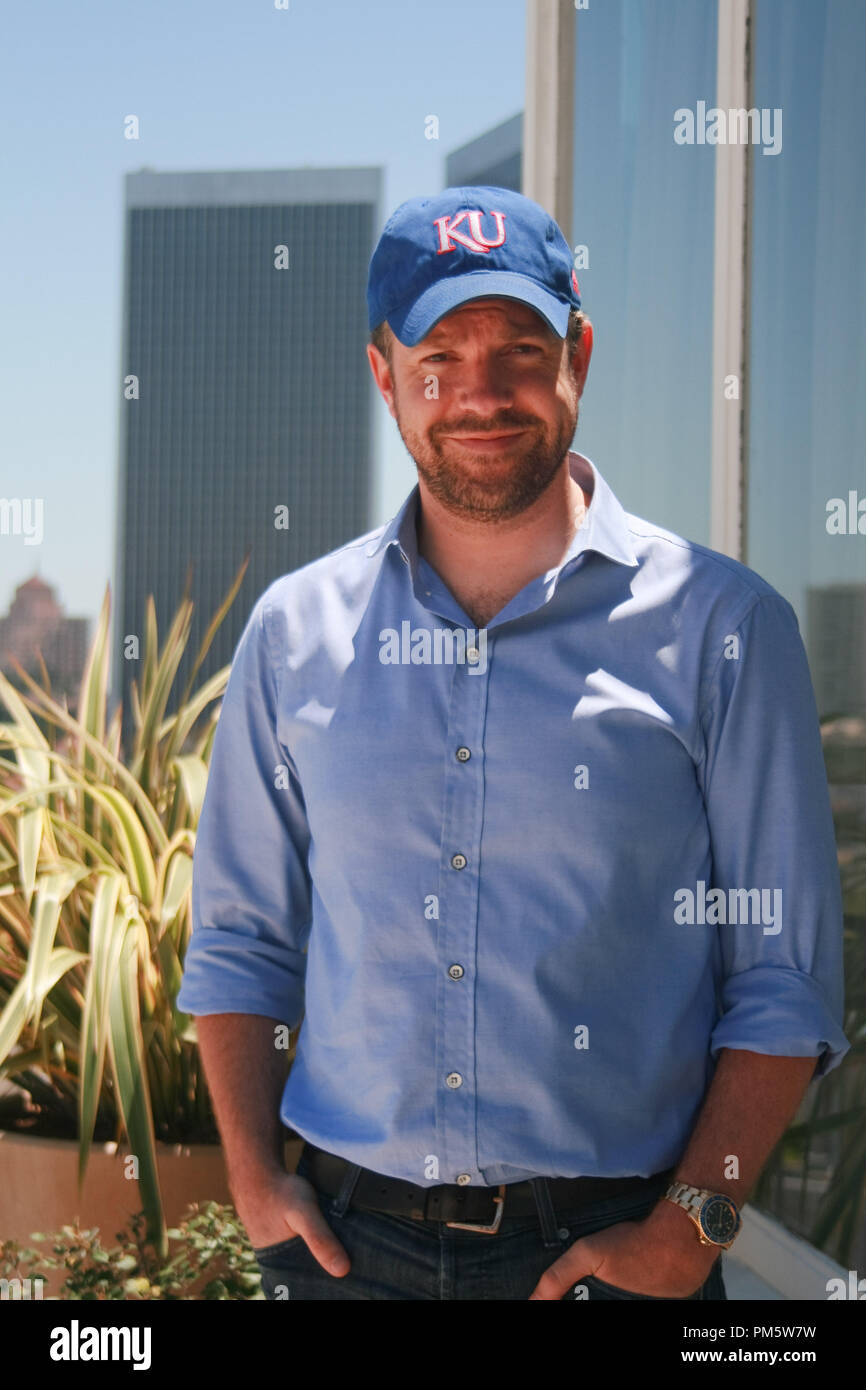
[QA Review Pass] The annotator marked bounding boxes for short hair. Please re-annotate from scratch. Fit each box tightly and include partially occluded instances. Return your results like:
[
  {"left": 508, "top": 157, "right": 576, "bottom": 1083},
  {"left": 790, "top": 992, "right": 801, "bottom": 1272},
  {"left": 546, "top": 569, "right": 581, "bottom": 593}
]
[{"left": 369, "top": 307, "right": 586, "bottom": 368}]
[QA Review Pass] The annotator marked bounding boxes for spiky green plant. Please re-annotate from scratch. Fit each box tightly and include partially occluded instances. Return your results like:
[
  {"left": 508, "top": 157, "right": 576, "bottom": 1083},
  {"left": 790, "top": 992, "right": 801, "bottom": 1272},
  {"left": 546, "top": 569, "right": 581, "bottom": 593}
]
[{"left": 0, "top": 559, "right": 286, "bottom": 1257}]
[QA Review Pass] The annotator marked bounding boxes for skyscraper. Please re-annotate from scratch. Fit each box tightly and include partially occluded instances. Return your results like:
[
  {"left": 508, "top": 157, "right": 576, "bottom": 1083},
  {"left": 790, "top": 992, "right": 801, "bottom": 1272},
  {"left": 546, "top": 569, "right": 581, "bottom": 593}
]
[
  {"left": 113, "top": 166, "right": 381, "bottom": 741},
  {"left": 445, "top": 113, "right": 522, "bottom": 192}
]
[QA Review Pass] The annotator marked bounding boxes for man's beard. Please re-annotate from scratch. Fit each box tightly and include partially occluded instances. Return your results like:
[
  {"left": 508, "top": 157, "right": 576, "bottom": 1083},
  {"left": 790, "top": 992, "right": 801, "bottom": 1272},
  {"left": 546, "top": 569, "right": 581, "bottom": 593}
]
[{"left": 392, "top": 386, "right": 580, "bottom": 523}]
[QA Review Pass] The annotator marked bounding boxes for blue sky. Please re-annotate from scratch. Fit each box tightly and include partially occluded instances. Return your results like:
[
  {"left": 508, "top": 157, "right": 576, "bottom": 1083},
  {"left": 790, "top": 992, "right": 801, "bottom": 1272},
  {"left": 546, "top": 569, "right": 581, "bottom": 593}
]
[
  {"left": 3, "top": 0, "right": 863, "bottom": 645},
  {"left": 0, "top": 0, "right": 525, "bottom": 625}
]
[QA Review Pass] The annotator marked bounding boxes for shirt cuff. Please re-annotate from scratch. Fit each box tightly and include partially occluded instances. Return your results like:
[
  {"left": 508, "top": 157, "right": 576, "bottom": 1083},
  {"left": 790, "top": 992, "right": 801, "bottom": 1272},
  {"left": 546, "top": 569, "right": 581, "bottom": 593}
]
[
  {"left": 709, "top": 964, "right": 851, "bottom": 1078},
  {"left": 176, "top": 928, "right": 305, "bottom": 1027}
]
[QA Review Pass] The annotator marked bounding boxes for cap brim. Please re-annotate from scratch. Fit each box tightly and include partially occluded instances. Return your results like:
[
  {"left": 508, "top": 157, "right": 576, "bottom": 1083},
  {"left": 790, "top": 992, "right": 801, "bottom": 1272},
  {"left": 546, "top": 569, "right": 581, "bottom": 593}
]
[{"left": 388, "top": 271, "right": 572, "bottom": 346}]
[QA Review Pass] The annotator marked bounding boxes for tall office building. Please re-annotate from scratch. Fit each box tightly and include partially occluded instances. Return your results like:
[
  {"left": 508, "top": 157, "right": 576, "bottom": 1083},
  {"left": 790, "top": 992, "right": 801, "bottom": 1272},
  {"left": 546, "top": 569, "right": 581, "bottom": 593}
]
[
  {"left": 113, "top": 166, "right": 382, "bottom": 742},
  {"left": 445, "top": 114, "right": 522, "bottom": 191}
]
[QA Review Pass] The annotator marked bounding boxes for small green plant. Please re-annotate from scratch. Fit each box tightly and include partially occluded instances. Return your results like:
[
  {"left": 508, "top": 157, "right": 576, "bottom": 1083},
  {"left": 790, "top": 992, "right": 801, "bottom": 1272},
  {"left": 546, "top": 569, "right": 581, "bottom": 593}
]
[{"left": 0, "top": 1200, "right": 264, "bottom": 1300}]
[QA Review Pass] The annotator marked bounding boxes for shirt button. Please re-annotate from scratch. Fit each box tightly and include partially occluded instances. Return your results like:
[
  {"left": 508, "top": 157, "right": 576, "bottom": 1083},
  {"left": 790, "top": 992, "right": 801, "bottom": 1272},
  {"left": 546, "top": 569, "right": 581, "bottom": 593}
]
[
  {"left": 456, "top": 1173, "right": 472, "bottom": 1185},
  {"left": 450, "top": 853, "right": 467, "bottom": 870},
  {"left": 445, "top": 1072, "right": 463, "bottom": 1089},
  {"left": 466, "top": 647, "right": 480, "bottom": 663},
  {"left": 456, "top": 747, "right": 471, "bottom": 761},
  {"left": 448, "top": 964, "right": 464, "bottom": 980}
]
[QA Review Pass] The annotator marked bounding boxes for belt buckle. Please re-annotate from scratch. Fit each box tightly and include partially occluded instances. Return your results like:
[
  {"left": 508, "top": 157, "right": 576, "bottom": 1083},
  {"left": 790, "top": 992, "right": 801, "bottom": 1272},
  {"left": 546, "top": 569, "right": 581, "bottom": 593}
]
[{"left": 445, "top": 1183, "right": 507, "bottom": 1234}]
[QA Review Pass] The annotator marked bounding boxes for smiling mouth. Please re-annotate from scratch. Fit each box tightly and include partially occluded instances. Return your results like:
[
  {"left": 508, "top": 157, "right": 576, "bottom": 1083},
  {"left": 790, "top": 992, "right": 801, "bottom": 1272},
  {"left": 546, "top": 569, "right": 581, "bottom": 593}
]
[{"left": 444, "top": 430, "right": 528, "bottom": 445}]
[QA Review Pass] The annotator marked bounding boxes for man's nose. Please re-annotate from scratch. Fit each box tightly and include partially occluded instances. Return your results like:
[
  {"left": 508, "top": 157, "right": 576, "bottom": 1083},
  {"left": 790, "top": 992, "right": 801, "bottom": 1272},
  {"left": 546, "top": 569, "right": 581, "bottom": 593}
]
[{"left": 453, "top": 354, "right": 514, "bottom": 413}]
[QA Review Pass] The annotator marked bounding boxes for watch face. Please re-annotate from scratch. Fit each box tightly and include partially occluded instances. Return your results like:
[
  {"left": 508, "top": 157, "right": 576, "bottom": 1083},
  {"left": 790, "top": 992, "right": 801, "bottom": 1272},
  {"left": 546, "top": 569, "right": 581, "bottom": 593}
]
[{"left": 700, "top": 1195, "right": 740, "bottom": 1243}]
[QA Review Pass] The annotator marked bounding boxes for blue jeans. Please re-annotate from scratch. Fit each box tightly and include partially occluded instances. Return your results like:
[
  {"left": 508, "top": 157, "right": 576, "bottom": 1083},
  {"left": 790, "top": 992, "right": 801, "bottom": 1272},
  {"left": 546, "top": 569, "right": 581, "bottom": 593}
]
[{"left": 253, "top": 1150, "right": 728, "bottom": 1301}]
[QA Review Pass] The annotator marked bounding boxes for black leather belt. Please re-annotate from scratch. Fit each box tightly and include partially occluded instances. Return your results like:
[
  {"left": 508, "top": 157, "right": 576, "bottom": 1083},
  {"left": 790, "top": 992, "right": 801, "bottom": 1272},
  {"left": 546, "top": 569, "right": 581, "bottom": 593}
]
[{"left": 300, "top": 1142, "right": 674, "bottom": 1233}]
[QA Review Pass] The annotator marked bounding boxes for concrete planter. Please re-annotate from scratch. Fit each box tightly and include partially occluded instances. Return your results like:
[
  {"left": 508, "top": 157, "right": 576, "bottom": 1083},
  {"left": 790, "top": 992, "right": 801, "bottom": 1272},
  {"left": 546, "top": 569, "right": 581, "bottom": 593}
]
[{"left": 0, "top": 1129, "right": 304, "bottom": 1297}]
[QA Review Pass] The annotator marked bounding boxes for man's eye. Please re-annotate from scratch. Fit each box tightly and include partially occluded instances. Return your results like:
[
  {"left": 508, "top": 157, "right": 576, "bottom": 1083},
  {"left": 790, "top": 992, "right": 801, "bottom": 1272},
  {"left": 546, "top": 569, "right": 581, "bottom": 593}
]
[{"left": 420, "top": 345, "right": 540, "bottom": 363}]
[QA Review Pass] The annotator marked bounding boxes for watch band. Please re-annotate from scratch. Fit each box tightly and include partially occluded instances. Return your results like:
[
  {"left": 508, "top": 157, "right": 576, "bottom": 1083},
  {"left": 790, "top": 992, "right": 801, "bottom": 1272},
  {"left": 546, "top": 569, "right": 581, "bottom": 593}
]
[
  {"left": 663, "top": 1181, "right": 741, "bottom": 1248},
  {"left": 667, "top": 1180, "right": 711, "bottom": 1217}
]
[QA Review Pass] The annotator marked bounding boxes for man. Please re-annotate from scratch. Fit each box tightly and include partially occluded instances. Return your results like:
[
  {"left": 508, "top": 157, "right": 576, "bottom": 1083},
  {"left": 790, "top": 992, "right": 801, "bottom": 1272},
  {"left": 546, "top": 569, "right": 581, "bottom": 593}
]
[{"left": 176, "top": 186, "right": 850, "bottom": 1301}]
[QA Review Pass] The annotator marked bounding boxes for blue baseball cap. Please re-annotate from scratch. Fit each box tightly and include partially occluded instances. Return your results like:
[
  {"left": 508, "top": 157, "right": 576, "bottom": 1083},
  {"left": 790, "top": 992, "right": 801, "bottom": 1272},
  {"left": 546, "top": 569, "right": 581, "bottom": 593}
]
[{"left": 367, "top": 185, "right": 581, "bottom": 347}]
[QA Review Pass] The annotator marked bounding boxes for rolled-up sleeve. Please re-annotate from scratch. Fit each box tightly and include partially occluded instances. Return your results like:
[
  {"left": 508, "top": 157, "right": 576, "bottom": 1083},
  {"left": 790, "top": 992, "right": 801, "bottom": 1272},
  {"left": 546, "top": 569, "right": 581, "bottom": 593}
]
[
  {"left": 698, "top": 593, "right": 850, "bottom": 1078},
  {"left": 176, "top": 584, "right": 311, "bottom": 1025}
]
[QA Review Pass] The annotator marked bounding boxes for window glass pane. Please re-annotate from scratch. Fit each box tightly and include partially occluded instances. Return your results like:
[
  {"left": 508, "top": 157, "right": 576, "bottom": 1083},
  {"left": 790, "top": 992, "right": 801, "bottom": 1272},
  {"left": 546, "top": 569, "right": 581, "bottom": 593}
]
[
  {"left": 572, "top": 0, "right": 717, "bottom": 542},
  {"left": 748, "top": 0, "right": 866, "bottom": 1268}
]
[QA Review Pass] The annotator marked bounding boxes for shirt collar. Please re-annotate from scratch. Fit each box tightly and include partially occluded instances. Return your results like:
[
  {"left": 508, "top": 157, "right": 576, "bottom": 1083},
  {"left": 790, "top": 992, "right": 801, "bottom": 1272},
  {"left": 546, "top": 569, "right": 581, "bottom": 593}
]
[{"left": 364, "top": 451, "right": 639, "bottom": 572}]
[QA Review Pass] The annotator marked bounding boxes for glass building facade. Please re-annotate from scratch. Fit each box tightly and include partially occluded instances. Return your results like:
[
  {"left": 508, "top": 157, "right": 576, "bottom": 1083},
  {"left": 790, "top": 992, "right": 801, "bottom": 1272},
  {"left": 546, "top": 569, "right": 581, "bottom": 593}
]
[
  {"left": 571, "top": 0, "right": 718, "bottom": 543},
  {"left": 113, "top": 168, "right": 381, "bottom": 735},
  {"left": 570, "top": 0, "right": 866, "bottom": 1272}
]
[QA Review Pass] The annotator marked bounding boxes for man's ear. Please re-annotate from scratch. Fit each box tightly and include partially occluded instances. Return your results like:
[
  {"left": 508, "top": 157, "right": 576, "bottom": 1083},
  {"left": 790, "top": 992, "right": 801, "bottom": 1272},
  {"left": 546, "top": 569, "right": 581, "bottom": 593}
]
[
  {"left": 366, "top": 343, "right": 397, "bottom": 418},
  {"left": 570, "top": 319, "right": 593, "bottom": 397}
]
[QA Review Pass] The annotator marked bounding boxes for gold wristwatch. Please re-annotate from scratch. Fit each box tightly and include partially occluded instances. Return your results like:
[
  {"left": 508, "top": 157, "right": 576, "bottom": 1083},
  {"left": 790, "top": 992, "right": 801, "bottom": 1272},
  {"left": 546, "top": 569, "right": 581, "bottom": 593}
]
[{"left": 663, "top": 1181, "right": 742, "bottom": 1249}]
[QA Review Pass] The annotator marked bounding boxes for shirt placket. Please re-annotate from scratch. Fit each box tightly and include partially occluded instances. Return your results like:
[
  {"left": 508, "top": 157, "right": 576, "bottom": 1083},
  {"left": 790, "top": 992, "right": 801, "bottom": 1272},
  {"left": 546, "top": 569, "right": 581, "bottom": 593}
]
[{"left": 434, "top": 631, "right": 491, "bottom": 1187}]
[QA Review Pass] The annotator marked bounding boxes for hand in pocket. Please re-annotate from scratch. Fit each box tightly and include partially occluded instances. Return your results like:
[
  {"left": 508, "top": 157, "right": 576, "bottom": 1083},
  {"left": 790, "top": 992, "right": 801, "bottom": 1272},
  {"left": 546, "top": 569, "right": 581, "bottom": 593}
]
[{"left": 237, "top": 1170, "right": 350, "bottom": 1276}]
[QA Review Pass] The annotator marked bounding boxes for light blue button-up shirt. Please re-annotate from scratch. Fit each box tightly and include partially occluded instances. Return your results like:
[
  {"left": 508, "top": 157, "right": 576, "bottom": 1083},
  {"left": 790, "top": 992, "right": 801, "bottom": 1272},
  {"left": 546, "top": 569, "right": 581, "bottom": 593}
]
[{"left": 177, "top": 450, "right": 850, "bottom": 1187}]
